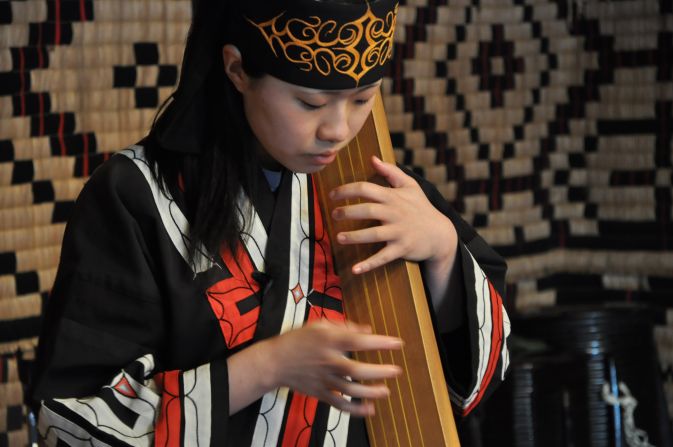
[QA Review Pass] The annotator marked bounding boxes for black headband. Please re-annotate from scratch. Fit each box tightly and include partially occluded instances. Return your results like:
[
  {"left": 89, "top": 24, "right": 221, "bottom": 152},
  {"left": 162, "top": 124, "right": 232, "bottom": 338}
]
[
  {"left": 235, "top": 0, "right": 398, "bottom": 89},
  {"left": 155, "top": 0, "right": 398, "bottom": 153}
]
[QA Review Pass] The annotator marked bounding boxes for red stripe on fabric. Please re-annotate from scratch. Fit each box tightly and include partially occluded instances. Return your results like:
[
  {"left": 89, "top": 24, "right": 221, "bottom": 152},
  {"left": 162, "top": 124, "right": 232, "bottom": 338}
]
[
  {"left": 54, "top": 0, "right": 61, "bottom": 45},
  {"left": 79, "top": 0, "right": 87, "bottom": 21},
  {"left": 155, "top": 371, "right": 183, "bottom": 447},
  {"left": 281, "top": 393, "right": 318, "bottom": 447},
  {"left": 309, "top": 179, "right": 344, "bottom": 323},
  {"left": 82, "top": 133, "right": 89, "bottom": 176},
  {"left": 58, "top": 112, "right": 66, "bottom": 155},
  {"left": 308, "top": 306, "right": 344, "bottom": 323},
  {"left": 19, "top": 47, "right": 26, "bottom": 116},
  {"left": 463, "top": 280, "right": 503, "bottom": 416},
  {"left": 38, "top": 93, "right": 45, "bottom": 136},
  {"left": 208, "top": 242, "right": 261, "bottom": 348}
]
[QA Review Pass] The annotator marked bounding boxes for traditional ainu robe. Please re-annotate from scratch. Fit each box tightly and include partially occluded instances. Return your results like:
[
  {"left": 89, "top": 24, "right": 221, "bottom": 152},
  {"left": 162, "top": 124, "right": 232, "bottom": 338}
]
[{"left": 31, "top": 145, "right": 510, "bottom": 446}]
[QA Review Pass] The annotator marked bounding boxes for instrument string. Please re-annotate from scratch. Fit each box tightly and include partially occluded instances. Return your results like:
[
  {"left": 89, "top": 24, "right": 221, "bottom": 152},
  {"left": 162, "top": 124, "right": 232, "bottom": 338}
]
[
  {"left": 314, "top": 90, "right": 459, "bottom": 445},
  {"left": 382, "top": 265, "right": 426, "bottom": 446},
  {"left": 315, "top": 168, "right": 379, "bottom": 445},
  {"left": 335, "top": 143, "right": 389, "bottom": 447},
  {"left": 366, "top": 97, "right": 428, "bottom": 444},
  {"left": 344, "top": 139, "right": 395, "bottom": 447},
  {"left": 353, "top": 133, "right": 412, "bottom": 446}
]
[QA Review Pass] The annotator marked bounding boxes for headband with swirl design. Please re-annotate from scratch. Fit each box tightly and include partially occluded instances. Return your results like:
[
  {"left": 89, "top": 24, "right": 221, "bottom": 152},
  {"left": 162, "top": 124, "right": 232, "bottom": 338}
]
[
  {"left": 155, "top": 0, "right": 399, "bottom": 153},
  {"left": 235, "top": 0, "right": 399, "bottom": 89}
]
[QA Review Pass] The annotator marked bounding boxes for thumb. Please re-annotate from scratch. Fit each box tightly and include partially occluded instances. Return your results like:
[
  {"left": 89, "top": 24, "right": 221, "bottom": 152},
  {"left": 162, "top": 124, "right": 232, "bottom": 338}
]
[{"left": 371, "top": 156, "right": 412, "bottom": 189}]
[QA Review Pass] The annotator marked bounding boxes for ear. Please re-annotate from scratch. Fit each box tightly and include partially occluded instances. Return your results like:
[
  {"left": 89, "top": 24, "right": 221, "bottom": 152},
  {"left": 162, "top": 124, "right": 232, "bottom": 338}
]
[{"left": 222, "top": 44, "right": 248, "bottom": 93}]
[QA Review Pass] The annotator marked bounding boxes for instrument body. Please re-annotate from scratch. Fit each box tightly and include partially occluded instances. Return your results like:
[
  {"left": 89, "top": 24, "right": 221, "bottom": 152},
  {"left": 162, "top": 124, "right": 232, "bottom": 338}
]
[{"left": 315, "top": 92, "right": 460, "bottom": 446}]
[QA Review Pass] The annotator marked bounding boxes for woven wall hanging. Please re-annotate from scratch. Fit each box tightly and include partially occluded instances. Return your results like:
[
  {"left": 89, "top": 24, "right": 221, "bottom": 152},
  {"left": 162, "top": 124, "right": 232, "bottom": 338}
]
[{"left": 0, "top": 0, "right": 671, "bottom": 443}]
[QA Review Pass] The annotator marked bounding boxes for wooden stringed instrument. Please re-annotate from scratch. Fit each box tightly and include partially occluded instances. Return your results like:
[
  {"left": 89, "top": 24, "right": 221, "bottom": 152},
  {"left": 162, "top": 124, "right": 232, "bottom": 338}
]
[{"left": 315, "top": 91, "right": 461, "bottom": 446}]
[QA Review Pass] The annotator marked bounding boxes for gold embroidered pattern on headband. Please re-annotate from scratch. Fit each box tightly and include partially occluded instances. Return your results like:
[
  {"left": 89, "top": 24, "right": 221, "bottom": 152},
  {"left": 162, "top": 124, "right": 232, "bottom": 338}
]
[{"left": 247, "top": 4, "right": 398, "bottom": 83}]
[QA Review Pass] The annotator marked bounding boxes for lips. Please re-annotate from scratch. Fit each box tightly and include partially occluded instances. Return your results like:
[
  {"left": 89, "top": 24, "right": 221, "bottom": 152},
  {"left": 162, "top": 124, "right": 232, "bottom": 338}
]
[{"left": 309, "top": 151, "right": 338, "bottom": 165}]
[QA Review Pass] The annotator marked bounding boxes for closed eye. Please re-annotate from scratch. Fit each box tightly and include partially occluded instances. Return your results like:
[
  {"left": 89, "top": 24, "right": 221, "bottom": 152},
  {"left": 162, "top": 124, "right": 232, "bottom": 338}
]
[
  {"left": 354, "top": 97, "right": 374, "bottom": 106},
  {"left": 298, "top": 99, "right": 325, "bottom": 110}
]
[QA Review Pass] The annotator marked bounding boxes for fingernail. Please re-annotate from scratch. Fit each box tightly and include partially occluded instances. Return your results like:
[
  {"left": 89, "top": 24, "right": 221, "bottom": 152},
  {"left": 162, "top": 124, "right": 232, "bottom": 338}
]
[
  {"left": 353, "top": 265, "right": 363, "bottom": 274},
  {"left": 337, "top": 233, "right": 346, "bottom": 243},
  {"left": 329, "top": 189, "right": 337, "bottom": 199}
]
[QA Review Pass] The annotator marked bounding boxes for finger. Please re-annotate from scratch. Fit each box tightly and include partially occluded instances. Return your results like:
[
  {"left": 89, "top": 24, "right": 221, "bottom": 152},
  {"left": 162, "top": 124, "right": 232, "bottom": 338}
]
[
  {"left": 332, "top": 331, "right": 404, "bottom": 353},
  {"left": 332, "top": 357, "right": 403, "bottom": 381},
  {"left": 370, "top": 156, "right": 416, "bottom": 189},
  {"left": 337, "top": 225, "right": 394, "bottom": 246},
  {"left": 344, "top": 320, "right": 372, "bottom": 334},
  {"left": 352, "top": 244, "right": 403, "bottom": 274},
  {"left": 321, "top": 391, "right": 376, "bottom": 417},
  {"left": 317, "top": 319, "right": 372, "bottom": 335},
  {"left": 332, "top": 202, "right": 387, "bottom": 222},
  {"left": 329, "top": 181, "right": 390, "bottom": 203},
  {"left": 325, "top": 375, "right": 390, "bottom": 400}
]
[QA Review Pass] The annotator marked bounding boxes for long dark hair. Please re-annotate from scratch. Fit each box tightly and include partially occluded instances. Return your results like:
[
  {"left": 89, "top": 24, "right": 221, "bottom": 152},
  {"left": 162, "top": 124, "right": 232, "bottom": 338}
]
[
  {"left": 143, "top": 0, "right": 369, "bottom": 264},
  {"left": 142, "top": 2, "right": 265, "bottom": 263}
]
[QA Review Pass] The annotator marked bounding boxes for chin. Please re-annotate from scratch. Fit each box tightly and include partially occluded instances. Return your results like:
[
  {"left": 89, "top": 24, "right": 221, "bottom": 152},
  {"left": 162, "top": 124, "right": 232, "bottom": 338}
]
[{"left": 297, "top": 164, "right": 328, "bottom": 174}]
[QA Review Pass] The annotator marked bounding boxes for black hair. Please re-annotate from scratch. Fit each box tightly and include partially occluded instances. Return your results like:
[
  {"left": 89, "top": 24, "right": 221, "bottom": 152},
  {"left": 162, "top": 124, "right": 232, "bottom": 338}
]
[
  {"left": 143, "top": 0, "right": 370, "bottom": 264},
  {"left": 142, "top": 4, "right": 266, "bottom": 264}
]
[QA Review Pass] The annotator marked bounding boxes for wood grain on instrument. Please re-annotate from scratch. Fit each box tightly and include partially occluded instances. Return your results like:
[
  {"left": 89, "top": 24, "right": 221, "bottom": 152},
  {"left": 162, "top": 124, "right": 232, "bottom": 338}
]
[{"left": 315, "top": 91, "right": 460, "bottom": 446}]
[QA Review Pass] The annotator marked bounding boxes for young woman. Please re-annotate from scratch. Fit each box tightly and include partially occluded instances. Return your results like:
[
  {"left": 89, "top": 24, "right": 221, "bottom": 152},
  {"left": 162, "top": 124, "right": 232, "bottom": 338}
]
[{"left": 30, "top": 0, "right": 511, "bottom": 445}]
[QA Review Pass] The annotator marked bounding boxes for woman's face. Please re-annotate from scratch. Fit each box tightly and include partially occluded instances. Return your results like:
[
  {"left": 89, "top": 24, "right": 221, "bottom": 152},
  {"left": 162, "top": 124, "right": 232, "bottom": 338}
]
[{"left": 239, "top": 73, "right": 381, "bottom": 173}]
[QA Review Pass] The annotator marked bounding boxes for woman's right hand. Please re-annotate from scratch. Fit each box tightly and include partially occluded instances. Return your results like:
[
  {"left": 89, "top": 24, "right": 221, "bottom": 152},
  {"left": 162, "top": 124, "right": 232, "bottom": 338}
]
[{"left": 267, "top": 319, "right": 404, "bottom": 416}]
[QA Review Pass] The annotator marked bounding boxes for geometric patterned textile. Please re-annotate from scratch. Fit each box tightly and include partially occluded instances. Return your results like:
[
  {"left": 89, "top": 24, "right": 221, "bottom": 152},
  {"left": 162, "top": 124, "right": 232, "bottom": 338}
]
[
  {"left": 388, "top": 0, "right": 673, "bottom": 311},
  {"left": 385, "top": 0, "right": 672, "bottom": 414},
  {"left": 0, "top": 0, "right": 672, "bottom": 442},
  {"left": 384, "top": 0, "right": 673, "bottom": 417},
  {"left": 0, "top": 1, "right": 188, "bottom": 442}
]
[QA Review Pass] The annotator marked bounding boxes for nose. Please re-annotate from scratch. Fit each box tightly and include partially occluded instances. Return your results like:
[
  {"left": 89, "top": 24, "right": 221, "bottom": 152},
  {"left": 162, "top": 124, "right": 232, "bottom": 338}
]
[{"left": 317, "top": 105, "right": 350, "bottom": 144}]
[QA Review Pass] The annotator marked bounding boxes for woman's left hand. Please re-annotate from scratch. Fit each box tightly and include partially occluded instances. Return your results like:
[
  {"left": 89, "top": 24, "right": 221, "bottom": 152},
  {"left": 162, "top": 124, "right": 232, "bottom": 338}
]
[{"left": 329, "top": 156, "right": 458, "bottom": 275}]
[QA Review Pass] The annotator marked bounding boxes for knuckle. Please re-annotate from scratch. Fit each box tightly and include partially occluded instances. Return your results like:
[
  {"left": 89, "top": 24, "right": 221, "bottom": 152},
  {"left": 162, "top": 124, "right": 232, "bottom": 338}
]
[
  {"left": 323, "top": 393, "right": 341, "bottom": 408},
  {"left": 324, "top": 330, "right": 339, "bottom": 346},
  {"left": 373, "top": 227, "right": 385, "bottom": 240},
  {"left": 336, "top": 361, "right": 356, "bottom": 377},
  {"left": 368, "top": 256, "right": 382, "bottom": 270},
  {"left": 376, "top": 251, "right": 390, "bottom": 266},
  {"left": 399, "top": 238, "right": 412, "bottom": 254}
]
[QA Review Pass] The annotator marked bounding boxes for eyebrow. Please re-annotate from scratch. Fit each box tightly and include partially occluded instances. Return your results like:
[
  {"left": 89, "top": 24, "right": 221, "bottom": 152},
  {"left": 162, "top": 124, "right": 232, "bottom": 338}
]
[
  {"left": 300, "top": 82, "right": 382, "bottom": 96},
  {"left": 325, "top": 83, "right": 380, "bottom": 95}
]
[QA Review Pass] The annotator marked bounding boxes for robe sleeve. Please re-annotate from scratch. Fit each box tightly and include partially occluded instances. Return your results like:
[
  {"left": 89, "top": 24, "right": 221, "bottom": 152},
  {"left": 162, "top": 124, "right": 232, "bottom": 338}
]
[
  {"left": 402, "top": 167, "right": 511, "bottom": 417},
  {"left": 29, "top": 155, "right": 230, "bottom": 446}
]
